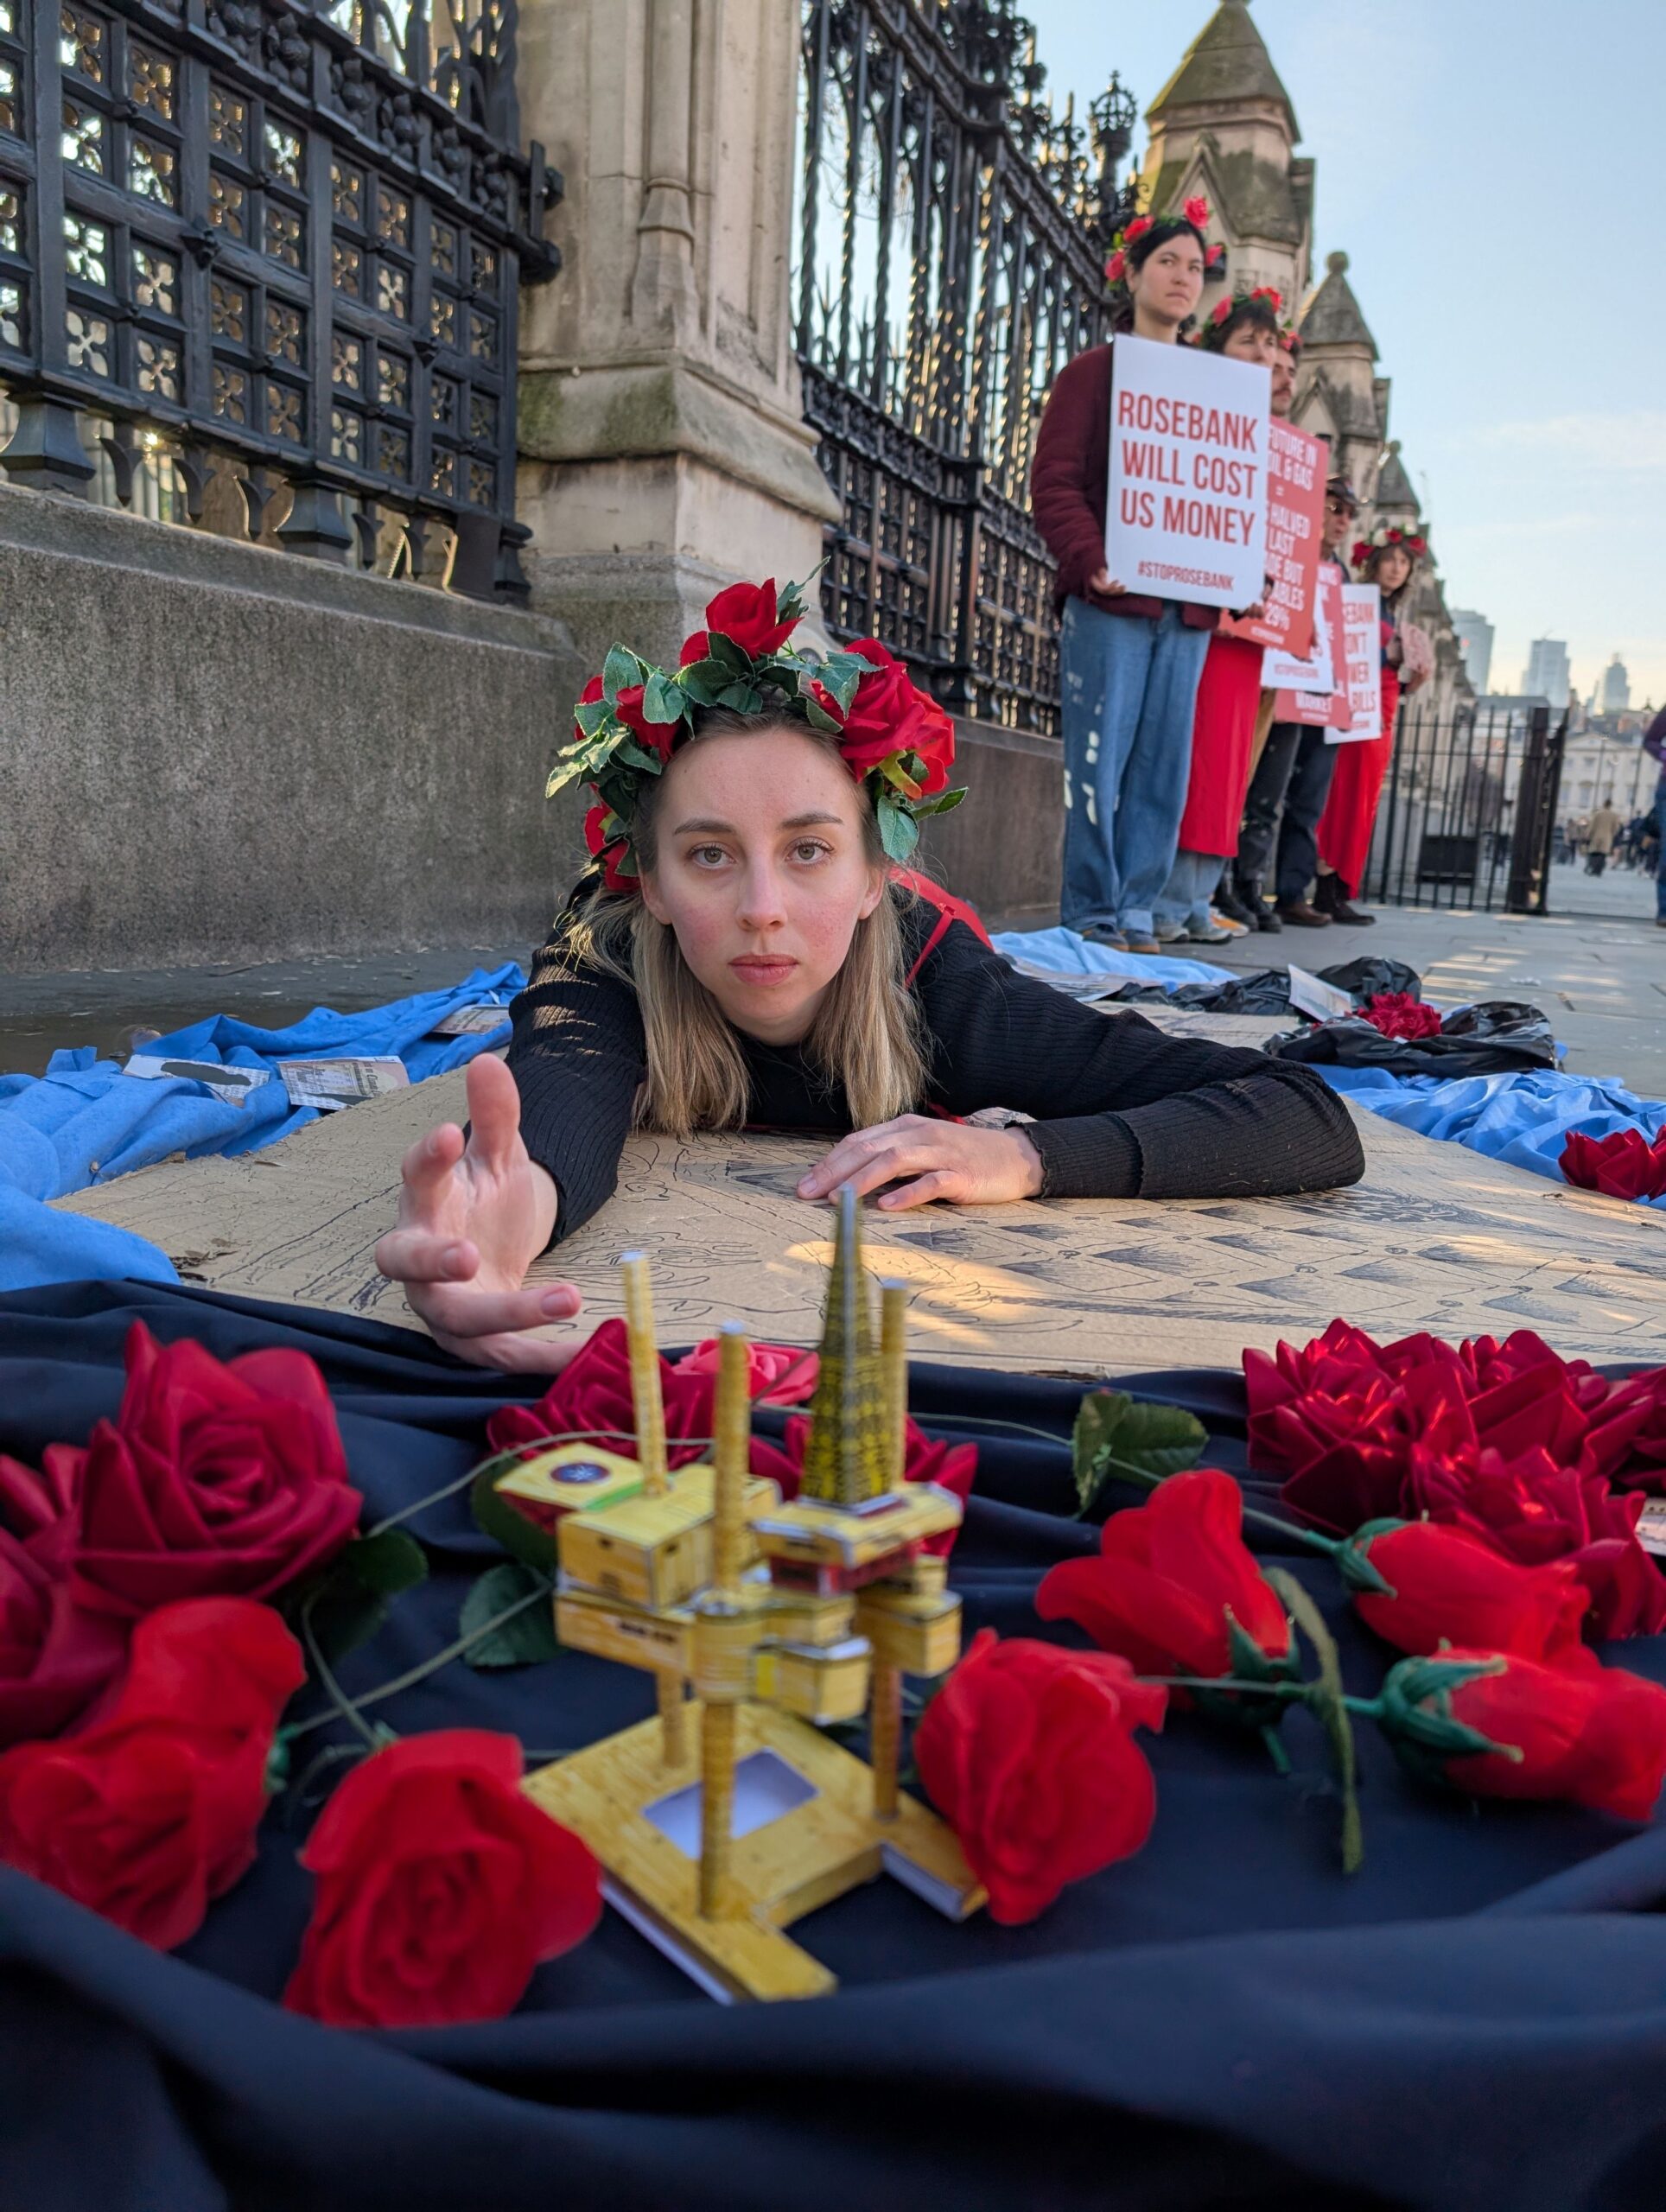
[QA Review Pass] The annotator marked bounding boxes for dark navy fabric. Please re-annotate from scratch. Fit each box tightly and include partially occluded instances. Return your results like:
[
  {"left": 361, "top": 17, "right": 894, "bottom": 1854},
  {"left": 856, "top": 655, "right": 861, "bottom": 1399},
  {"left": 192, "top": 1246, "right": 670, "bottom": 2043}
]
[{"left": 2, "top": 1280, "right": 1665, "bottom": 2211}]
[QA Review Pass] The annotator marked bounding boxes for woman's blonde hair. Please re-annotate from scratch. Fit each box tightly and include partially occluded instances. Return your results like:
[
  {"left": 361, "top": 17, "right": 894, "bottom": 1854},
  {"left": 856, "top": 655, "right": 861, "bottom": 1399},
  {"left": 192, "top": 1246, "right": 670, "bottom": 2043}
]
[{"left": 564, "top": 711, "right": 928, "bottom": 1139}]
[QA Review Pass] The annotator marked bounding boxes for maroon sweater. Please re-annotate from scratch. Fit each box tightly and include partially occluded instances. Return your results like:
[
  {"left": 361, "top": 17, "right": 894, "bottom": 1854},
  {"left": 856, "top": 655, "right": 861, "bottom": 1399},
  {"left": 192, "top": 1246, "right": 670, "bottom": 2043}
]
[{"left": 1030, "top": 343, "right": 1219, "bottom": 631}]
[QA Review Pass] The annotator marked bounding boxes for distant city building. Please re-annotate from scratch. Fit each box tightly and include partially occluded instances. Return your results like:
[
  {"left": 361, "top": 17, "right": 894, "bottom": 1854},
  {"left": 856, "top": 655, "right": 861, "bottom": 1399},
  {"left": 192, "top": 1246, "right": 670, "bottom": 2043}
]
[
  {"left": 1522, "top": 639, "right": 1571, "bottom": 710},
  {"left": 1452, "top": 609, "right": 1493, "bottom": 694},
  {"left": 1600, "top": 655, "right": 1631, "bottom": 714}
]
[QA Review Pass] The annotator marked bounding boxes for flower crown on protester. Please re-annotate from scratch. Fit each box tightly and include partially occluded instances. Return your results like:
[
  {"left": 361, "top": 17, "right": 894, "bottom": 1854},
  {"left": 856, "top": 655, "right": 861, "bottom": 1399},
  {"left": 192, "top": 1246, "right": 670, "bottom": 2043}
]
[
  {"left": 1352, "top": 523, "right": 1428, "bottom": 572},
  {"left": 1103, "top": 194, "right": 1225, "bottom": 289},
  {"left": 546, "top": 576, "right": 966, "bottom": 893},
  {"left": 1208, "top": 283, "right": 1283, "bottom": 329}
]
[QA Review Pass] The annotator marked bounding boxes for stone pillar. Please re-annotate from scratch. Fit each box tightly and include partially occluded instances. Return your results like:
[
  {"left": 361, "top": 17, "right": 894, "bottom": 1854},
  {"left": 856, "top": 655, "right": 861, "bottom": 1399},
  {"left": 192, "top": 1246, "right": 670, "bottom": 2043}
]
[{"left": 514, "top": 0, "right": 840, "bottom": 672}]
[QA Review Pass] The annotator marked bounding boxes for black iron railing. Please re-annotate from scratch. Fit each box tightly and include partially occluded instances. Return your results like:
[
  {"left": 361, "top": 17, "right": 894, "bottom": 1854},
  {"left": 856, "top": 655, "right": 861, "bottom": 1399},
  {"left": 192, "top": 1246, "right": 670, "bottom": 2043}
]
[
  {"left": 795, "top": 0, "right": 1136, "bottom": 732},
  {"left": 1366, "top": 702, "right": 1571, "bottom": 914},
  {"left": 0, "top": 0, "right": 557, "bottom": 600}
]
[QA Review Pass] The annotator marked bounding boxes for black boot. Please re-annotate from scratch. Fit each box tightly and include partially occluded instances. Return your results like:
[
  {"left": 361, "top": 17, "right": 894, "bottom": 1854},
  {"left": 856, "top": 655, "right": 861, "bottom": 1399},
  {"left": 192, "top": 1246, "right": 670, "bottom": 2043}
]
[
  {"left": 1238, "top": 873, "right": 1281, "bottom": 932},
  {"left": 1213, "top": 873, "right": 1257, "bottom": 930}
]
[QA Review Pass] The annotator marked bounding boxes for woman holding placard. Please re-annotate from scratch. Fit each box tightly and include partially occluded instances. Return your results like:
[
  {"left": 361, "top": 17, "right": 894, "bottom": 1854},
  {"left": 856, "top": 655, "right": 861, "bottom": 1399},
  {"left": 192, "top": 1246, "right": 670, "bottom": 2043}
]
[
  {"left": 1154, "top": 287, "right": 1287, "bottom": 943},
  {"left": 1313, "top": 527, "right": 1433, "bottom": 924},
  {"left": 1031, "top": 200, "right": 1224, "bottom": 956}
]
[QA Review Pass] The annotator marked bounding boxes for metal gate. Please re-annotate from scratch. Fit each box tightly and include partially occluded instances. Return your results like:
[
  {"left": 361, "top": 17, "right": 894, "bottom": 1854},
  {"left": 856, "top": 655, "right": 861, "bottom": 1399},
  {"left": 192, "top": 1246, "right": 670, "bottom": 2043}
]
[{"left": 1366, "top": 701, "right": 1567, "bottom": 914}]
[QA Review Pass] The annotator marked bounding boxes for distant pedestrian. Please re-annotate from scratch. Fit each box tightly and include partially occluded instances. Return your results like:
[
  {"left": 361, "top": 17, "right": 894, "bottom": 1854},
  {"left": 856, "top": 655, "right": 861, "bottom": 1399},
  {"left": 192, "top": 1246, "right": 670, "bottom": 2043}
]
[
  {"left": 1644, "top": 708, "right": 1666, "bottom": 925},
  {"left": 1235, "top": 475, "right": 1361, "bottom": 930},
  {"left": 1586, "top": 795, "right": 1621, "bottom": 876},
  {"left": 1031, "top": 197, "right": 1224, "bottom": 956},
  {"left": 1313, "top": 525, "right": 1433, "bottom": 924},
  {"left": 1154, "top": 285, "right": 1288, "bottom": 944}
]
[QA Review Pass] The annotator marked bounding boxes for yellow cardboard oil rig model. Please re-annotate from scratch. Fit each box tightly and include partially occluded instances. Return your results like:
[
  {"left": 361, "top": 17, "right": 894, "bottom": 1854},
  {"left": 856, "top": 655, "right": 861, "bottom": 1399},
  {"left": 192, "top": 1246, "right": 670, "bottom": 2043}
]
[{"left": 518, "top": 1185, "right": 985, "bottom": 2000}]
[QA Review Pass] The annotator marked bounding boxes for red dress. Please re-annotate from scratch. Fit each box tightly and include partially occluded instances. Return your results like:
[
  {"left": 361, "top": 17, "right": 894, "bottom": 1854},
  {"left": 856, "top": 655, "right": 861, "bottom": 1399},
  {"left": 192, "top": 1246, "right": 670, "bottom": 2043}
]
[
  {"left": 1319, "top": 661, "right": 1402, "bottom": 898},
  {"left": 1175, "top": 632, "right": 1265, "bottom": 857}
]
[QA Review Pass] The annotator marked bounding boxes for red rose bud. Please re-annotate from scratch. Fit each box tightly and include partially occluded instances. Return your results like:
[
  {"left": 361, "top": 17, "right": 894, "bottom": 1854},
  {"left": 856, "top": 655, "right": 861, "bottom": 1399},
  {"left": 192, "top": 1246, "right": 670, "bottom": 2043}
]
[
  {"left": 283, "top": 1730, "right": 601, "bottom": 2027},
  {"left": 1182, "top": 194, "right": 1210, "bottom": 228},
  {"left": 672, "top": 1338, "right": 818, "bottom": 1406},
  {"left": 1361, "top": 992, "right": 1442, "bottom": 1040},
  {"left": 1375, "top": 1647, "right": 1666, "bottom": 1822},
  {"left": 1036, "top": 1470, "right": 1294, "bottom": 1700},
  {"left": 0, "top": 1599, "right": 304, "bottom": 1948},
  {"left": 913, "top": 1630, "right": 1164, "bottom": 1924},
  {"left": 701, "top": 577, "right": 798, "bottom": 661},
  {"left": 66, "top": 1324, "right": 362, "bottom": 1618},
  {"left": 582, "top": 804, "right": 638, "bottom": 894},
  {"left": 1561, "top": 1127, "right": 1666, "bottom": 1204},
  {"left": 1339, "top": 1516, "right": 1590, "bottom": 1662},
  {"left": 488, "top": 1317, "right": 711, "bottom": 1466}
]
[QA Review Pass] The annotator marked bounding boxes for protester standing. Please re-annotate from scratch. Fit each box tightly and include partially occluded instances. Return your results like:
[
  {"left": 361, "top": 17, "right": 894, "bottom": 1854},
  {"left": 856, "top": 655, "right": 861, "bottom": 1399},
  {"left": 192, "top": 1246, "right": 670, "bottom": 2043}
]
[
  {"left": 1154, "top": 288, "right": 1284, "bottom": 944},
  {"left": 1234, "top": 476, "right": 1360, "bottom": 929},
  {"left": 1031, "top": 198, "right": 1224, "bottom": 955},
  {"left": 1313, "top": 526, "right": 1432, "bottom": 924},
  {"left": 1645, "top": 708, "right": 1666, "bottom": 924}
]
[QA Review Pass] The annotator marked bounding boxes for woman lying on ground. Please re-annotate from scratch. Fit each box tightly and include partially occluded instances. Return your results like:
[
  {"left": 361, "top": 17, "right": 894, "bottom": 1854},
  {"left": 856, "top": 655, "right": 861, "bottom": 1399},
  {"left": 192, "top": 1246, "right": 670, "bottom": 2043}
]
[{"left": 374, "top": 578, "right": 1365, "bottom": 1370}]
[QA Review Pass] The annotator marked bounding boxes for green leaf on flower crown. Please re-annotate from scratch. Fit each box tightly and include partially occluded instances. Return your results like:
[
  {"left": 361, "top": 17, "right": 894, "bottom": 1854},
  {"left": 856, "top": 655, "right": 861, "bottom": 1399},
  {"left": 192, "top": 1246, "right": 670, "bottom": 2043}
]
[
  {"left": 642, "top": 670, "right": 687, "bottom": 726},
  {"left": 802, "top": 691, "right": 844, "bottom": 734},
  {"left": 614, "top": 736, "right": 671, "bottom": 775},
  {"left": 1265, "top": 1567, "right": 1363, "bottom": 1874},
  {"left": 546, "top": 756, "right": 587, "bottom": 799},
  {"left": 602, "top": 644, "right": 642, "bottom": 702},
  {"left": 461, "top": 1560, "right": 562, "bottom": 1669},
  {"left": 573, "top": 696, "right": 613, "bottom": 739},
  {"left": 916, "top": 785, "right": 968, "bottom": 818},
  {"left": 675, "top": 658, "right": 727, "bottom": 706},
  {"left": 717, "top": 681, "right": 766, "bottom": 714},
  {"left": 816, "top": 652, "right": 867, "bottom": 712},
  {"left": 1071, "top": 1389, "right": 1205, "bottom": 1516},
  {"left": 707, "top": 631, "right": 753, "bottom": 674},
  {"left": 875, "top": 792, "right": 919, "bottom": 863}
]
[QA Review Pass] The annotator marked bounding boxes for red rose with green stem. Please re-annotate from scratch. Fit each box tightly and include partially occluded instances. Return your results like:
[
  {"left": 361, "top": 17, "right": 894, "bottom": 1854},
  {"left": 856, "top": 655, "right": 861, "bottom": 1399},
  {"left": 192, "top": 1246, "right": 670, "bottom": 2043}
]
[
  {"left": 913, "top": 1630, "right": 1165, "bottom": 1925},
  {"left": 1337, "top": 1516, "right": 1591, "bottom": 1662}
]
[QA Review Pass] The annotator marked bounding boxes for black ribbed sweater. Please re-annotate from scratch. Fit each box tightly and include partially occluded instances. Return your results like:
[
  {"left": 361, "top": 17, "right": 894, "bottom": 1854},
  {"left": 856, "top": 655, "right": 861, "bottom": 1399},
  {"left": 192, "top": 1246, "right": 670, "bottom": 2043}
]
[{"left": 506, "top": 899, "right": 1366, "bottom": 1243}]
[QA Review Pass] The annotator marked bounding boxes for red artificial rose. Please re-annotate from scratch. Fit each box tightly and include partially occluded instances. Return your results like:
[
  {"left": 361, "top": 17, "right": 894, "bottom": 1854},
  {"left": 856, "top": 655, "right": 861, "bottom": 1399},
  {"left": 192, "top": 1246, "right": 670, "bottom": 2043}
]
[
  {"left": 1403, "top": 1442, "right": 1666, "bottom": 1640},
  {"left": 582, "top": 804, "right": 638, "bottom": 895},
  {"left": 61, "top": 1325, "right": 362, "bottom": 1619},
  {"left": 486, "top": 1317, "right": 713, "bottom": 1467},
  {"left": 1341, "top": 1516, "right": 1590, "bottom": 1662},
  {"left": 769, "top": 1413, "right": 977, "bottom": 1554},
  {"left": 1035, "top": 1469, "right": 1292, "bottom": 1686},
  {"left": 0, "top": 1525, "right": 128, "bottom": 1746},
  {"left": 1123, "top": 217, "right": 1152, "bottom": 244},
  {"left": 1182, "top": 194, "right": 1210, "bottom": 229},
  {"left": 671, "top": 1338, "right": 819, "bottom": 1406},
  {"left": 1381, "top": 1646, "right": 1666, "bottom": 1821},
  {"left": 823, "top": 640, "right": 953, "bottom": 797},
  {"left": 913, "top": 1630, "right": 1164, "bottom": 1924},
  {"left": 1561, "top": 1127, "right": 1666, "bottom": 1204},
  {"left": 0, "top": 1599, "right": 303, "bottom": 1948},
  {"left": 700, "top": 578, "right": 798, "bottom": 661},
  {"left": 1361, "top": 992, "right": 1442, "bottom": 1040},
  {"left": 283, "top": 1730, "right": 601, "bottom": 2027},
  {"left": 1104, "top": 249, "right": 1127, "bottom": 284}
]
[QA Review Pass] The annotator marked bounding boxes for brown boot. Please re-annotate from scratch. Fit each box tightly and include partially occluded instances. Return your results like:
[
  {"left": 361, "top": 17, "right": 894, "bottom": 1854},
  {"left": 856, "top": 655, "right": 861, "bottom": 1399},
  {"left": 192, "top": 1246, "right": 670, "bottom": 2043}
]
[
  {"left": 1313, "top": 874, "right": 1377, "bottom": 926},
  {"left": 1275, "top": 899, "right": 1332, "bottom": 927}
]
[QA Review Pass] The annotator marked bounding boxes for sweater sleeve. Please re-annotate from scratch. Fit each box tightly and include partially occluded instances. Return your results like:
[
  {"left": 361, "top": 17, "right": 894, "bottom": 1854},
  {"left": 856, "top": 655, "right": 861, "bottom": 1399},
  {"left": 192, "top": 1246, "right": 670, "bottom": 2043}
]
[
  {"left": 505, "top": 910, "right": 647, "bottom": 1243},
  {"left": 914, "top": 921, "right": 1366, "bottom": 1201},
  {"left": 1030, "top": 348, "right": 1110, "bottom": 605}
]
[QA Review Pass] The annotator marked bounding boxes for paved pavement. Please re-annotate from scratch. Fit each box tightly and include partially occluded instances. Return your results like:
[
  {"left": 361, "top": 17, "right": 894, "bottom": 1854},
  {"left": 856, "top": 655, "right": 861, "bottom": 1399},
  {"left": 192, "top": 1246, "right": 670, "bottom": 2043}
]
[
  {"left": 3, "top": 861, "right": 1663, "bottom": 1099},
  {"left": 1201, "top": 859, "right": 1666, "bottom": 1096}
]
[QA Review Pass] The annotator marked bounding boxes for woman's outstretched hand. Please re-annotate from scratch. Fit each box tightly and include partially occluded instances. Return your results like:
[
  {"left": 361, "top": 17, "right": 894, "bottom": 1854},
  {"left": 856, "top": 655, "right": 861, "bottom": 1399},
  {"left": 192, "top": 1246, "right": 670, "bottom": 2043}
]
[
  {"left": 797, "top": 1115, "right": 1044, "bottom": 1212},
  {"left": 373, "top": 1053, "right": 582, "bottom": 1372}
]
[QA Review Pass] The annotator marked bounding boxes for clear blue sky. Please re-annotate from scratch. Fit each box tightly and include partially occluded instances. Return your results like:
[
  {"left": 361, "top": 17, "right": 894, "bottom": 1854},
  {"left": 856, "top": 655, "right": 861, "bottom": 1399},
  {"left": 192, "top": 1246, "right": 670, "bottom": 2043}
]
[{"left": 1024, "top": 0, "right": 1666, "bottom": 709}]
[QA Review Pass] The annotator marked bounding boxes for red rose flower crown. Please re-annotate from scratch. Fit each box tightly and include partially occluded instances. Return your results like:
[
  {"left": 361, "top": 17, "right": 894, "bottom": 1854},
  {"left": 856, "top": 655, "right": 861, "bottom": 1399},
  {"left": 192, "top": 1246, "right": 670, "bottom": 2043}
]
[
  {"left": 1352, "top": 523, "right": 1428, "bottom": 572},
  {"left": 546, "top": 575, "right": 966, "bottom": 892},
  {"left": 1103, "top": 194, "right": 1225, "bottom": 289}
]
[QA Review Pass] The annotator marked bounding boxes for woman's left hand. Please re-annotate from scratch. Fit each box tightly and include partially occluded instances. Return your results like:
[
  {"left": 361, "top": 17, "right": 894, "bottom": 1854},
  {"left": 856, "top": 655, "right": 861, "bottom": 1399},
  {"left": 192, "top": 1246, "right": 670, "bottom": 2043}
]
[{"left": 796, "top": 1116, "right": 1044, "bottom": 1211}]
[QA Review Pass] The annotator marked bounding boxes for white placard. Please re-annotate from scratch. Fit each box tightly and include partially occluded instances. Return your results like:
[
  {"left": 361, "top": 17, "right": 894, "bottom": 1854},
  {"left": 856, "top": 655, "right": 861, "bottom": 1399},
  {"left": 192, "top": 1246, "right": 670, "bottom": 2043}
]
[
  {"left": 1326, "top": 583, "right": 1385, "bottom": 747},
  {"left": 1262, "top": 564, "right": 1339, "bottom": 694},
  {"left": 277, "top": 1057, "right": 410, "bottom": 1112},
  {"left": 124, "top": 1055, "right": 271, "bottom": 1109},
  {"left": 1104, "top": 334, "right": 1269, "bottom": 609},
  {"left": 1286, "top": 965, "right": 1355, "bottom": 1024}
]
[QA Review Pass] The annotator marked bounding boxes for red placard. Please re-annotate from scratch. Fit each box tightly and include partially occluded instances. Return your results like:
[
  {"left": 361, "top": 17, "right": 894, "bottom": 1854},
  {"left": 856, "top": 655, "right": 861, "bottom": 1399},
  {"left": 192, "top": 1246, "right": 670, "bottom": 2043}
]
[{"left": 1218, "top": 419, "right": 1326, "bottom": 659}]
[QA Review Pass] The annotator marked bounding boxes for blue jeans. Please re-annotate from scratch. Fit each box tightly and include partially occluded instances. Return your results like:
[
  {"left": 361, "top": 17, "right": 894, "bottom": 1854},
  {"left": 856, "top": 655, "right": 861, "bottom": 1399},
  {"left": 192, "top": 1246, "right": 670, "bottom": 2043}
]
[
  {"left": 1154, "top": 847, "right": 1225, "bottom": 931},
  {"left": 1060, "top": 599, "right": 1210, "bottom": 936},
  {"left": 1656, "top": 786, "right": 1666, "bottom": 918}
]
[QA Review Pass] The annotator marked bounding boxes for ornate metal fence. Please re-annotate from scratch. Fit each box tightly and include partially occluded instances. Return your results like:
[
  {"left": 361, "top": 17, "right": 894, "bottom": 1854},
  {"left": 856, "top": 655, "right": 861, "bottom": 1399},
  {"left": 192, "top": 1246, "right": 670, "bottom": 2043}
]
[
  {"left": 795, "top": 0, "right": 1135, "bottom": 732},
  {"left": 0, "top": 0, "right": 556, "bottom": 600},
  {"left": 1365, "top": 702, "right": 1569, "bottom": 915}
]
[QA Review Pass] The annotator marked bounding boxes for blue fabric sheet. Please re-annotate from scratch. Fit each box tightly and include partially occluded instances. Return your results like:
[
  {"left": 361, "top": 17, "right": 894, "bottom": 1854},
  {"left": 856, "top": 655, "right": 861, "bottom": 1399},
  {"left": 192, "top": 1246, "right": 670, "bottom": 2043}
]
[
  {"left": 4, "top": 1281, "right": 1666, "bottom": 2211},
  {"left": 1323, "top": 1065, "right": 1666, "bottom": 1209},
  {"left": 991, "top": 925, "right": 1233, "bottom": 989},
  {"left": 0, "top": 968, "right": 524, "bottom": 1291}
]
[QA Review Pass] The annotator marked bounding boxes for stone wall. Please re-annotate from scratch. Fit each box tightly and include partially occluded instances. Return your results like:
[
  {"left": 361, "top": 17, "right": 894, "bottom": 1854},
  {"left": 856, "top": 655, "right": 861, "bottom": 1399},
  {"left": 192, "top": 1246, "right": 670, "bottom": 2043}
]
[
  {"left": 0, "top": 485, "right": 589, "bottom": 975},
  {"left": 917, "top": 721, "right": 1063, "bottom": 933}
]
